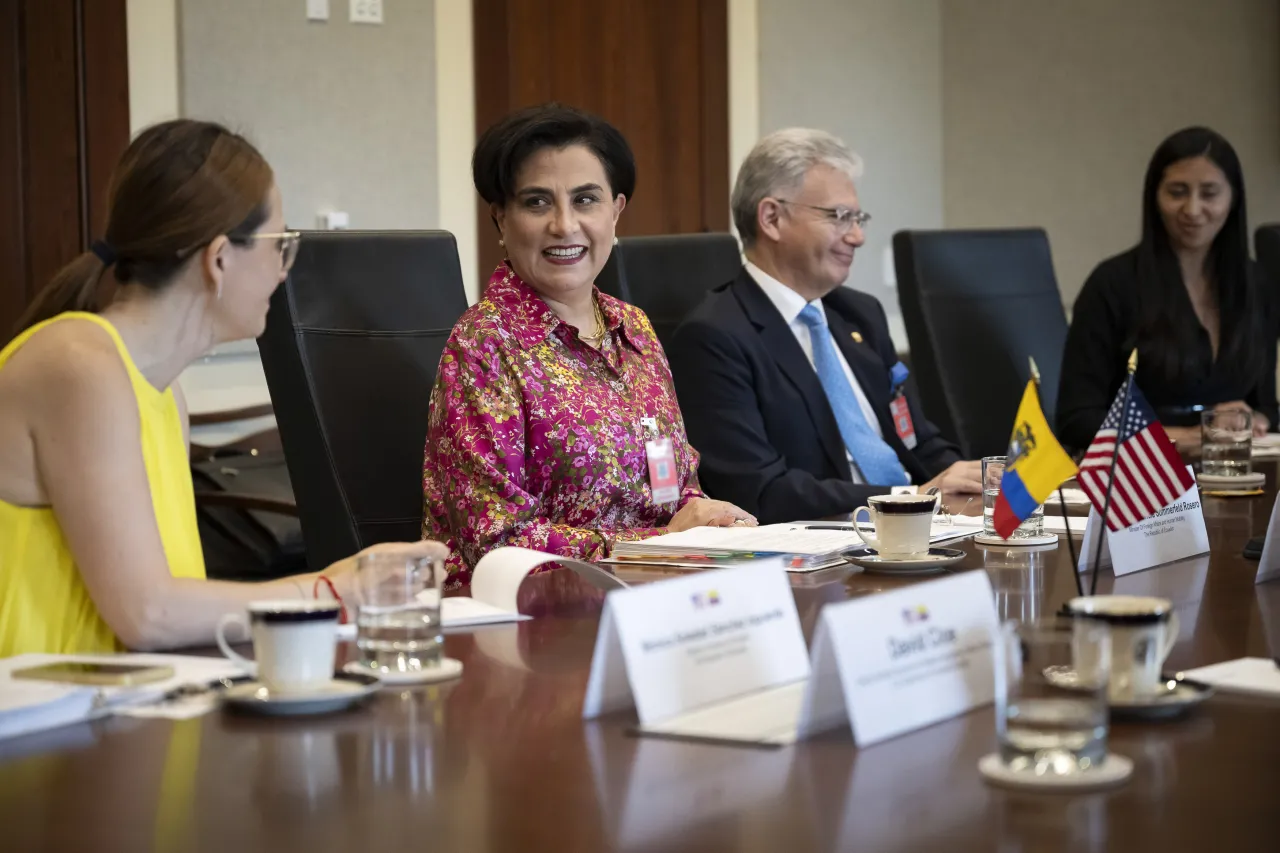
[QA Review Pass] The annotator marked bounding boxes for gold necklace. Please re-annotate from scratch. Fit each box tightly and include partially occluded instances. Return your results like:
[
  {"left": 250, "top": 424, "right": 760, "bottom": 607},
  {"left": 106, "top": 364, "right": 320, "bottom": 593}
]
[{"left": 581, "top": 299, "right": 606, "bottom": 344}]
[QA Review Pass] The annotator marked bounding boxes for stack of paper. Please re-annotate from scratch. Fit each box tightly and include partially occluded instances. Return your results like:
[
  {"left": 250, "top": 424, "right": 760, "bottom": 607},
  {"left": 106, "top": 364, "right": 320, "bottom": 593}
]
[
  {"left": 0, "top": 653, "right": 246, "bottom": 739},
  {"left": 0, "top": 679, "right": 99, "bottom": 742},
  {"left": 606, "top": 524, "right": 869, "bottom": 571}
]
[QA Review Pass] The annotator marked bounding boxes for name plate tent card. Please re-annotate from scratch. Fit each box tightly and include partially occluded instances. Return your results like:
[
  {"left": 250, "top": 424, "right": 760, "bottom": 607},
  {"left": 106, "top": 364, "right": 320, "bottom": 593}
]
[
  {"left": 1077, "top": 468, "right": 1209, "bottom": 578},
  {"left": 582, "top": 562, "right": 819, "bottom": 745},
  {"left": 1254, "top": 493, "right": 1280, "bottom": 585},
  {"left": 803, "top": 571, "right": 1000, "bottom": 746}
]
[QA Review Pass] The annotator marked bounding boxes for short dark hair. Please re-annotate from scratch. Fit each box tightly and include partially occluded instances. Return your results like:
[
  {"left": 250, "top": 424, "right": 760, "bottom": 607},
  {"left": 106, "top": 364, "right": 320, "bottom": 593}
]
[
  {"left": 1135, "top": 126, "right": 1258, "bottom": 384},
  {"left": 472, "top": 103, "right": 636, "bottom": 209}
]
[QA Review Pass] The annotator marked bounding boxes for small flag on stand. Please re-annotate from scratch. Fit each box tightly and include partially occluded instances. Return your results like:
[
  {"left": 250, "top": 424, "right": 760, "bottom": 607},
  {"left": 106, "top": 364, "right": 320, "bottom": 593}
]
[
  {"left": 1077, "top": 375, "right": 1194, "bottom": 531},
  {"left": 993, "top": 381, "right": 1078, "bottom": 539}
]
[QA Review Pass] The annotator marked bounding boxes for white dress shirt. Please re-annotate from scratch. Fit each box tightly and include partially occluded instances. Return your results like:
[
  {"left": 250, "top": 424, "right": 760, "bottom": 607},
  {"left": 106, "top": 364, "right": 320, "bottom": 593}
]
[{"left": 745, "top": 261, "right": 885, "bottom": 483}]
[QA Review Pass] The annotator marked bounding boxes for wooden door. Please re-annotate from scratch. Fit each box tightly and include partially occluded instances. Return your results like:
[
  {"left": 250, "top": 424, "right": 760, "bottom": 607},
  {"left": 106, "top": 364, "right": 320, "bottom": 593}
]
[
  {"left": 472, "top": 0, "right": 728, "bottom": 287},
  {"left": 0, "top": 0, "right": 130, "bottom": 337}
]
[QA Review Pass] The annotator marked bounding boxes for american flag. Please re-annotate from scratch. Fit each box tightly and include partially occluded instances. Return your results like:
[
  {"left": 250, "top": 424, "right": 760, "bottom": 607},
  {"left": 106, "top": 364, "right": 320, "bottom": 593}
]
[{"left": 1077, "top": 378, "right": 1195, "bottom": 531}]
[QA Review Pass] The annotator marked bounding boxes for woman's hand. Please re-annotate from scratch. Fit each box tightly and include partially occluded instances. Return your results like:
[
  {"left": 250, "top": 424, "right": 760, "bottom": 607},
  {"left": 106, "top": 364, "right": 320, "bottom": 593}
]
[
  {"left": 324, "top": 540, "right": 451, "bottom": 602},
  {"left": 668, "top": 498, "right": 757, "bottom": 532}
]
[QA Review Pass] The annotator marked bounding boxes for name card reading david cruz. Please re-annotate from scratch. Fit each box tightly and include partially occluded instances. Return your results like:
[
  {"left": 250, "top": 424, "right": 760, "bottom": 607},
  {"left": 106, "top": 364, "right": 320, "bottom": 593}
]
[
  {"left": 582, "top": 562, "right": 809, "bottom": 727},
  {"left": 806, "top": 571, "right": 999, "bottom": 746}
]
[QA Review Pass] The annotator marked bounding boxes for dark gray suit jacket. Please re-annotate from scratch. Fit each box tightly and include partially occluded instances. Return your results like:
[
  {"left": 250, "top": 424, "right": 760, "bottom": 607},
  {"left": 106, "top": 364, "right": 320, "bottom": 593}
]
[{"left": 667, "top": 268, "right": 961, "bottom": 523}]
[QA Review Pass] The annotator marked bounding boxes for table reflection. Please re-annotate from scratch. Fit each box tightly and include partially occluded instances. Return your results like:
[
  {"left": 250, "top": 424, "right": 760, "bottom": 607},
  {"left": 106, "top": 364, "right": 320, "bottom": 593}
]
[
  {"left": 585, "top": 724, "right": 796, "bottom": 850},
  {"left": 980, "top": 544, "right": 1050, "bottom": 624}
]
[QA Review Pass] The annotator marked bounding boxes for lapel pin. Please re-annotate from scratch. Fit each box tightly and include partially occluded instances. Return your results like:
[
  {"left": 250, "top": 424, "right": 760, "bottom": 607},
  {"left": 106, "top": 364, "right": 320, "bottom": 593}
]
[{"left": 850, "top": 331, "right": 863, "bottom": 344}]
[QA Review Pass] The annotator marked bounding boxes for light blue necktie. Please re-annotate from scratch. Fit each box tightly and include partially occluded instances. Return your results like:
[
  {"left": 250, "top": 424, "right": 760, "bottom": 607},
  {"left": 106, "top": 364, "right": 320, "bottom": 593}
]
[{"left": 797, "top": 304, "right": 909, "bottom": 485}]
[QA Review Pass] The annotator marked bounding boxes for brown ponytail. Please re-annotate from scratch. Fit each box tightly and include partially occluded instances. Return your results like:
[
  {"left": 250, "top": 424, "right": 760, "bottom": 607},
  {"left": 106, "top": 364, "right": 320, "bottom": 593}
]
[{"left": 10, "top": 119, "right": 274, "bottom": 341}]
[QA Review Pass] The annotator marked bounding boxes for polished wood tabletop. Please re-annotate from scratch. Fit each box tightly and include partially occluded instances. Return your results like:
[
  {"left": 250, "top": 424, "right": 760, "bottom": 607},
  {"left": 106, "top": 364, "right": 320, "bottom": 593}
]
[{"left": 3, "top": 472, "right": 1280, "bottom": 852}]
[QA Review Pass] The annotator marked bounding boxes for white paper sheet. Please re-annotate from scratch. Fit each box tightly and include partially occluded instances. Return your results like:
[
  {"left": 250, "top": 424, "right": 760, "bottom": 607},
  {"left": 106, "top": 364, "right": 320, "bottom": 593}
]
[{"left": 1182, "top": 657, "right": 1280, "bottom": 697}]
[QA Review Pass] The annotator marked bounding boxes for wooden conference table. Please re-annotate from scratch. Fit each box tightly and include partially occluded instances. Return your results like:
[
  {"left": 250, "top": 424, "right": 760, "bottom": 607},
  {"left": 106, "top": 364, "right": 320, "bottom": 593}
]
[{"left": 3, "top": 472, "right": 1280, "bottom": 852}]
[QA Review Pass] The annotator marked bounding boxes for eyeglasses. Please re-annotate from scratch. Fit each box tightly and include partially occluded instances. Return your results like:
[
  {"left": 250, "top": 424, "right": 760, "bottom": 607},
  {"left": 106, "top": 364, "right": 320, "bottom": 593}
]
[
  {"left": 774, "top": 199, "right": 871, "bottom": 234},
  {"left": 243, "top": 230, "right": 302, "bottom": 272}
]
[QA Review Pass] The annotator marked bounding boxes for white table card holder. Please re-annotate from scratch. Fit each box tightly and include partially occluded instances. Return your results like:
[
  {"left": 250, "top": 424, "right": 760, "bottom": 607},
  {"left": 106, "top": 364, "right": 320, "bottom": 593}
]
[
  {"left": 801, "top": 571, "right": 1000, "bottom": 746},
  {"left": 1254, "top": 493, "right": 1280, "bottom": 585},
  {"left": 582, "top": 562, "right": 816, "bottom": 746},
  {"left": 1077, "top": 468, "right": 1209, "bottom": 578}
]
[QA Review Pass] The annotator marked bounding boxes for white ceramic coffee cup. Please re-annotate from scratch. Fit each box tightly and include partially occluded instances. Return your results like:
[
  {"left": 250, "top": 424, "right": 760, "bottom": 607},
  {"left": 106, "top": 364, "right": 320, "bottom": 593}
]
[
  {"left": 1065, "top": 595, "right": 1180, "bottom": 702},
  {"left": 852, "top": 493, "right": 939, "bottom": 559},
  {"left": 216, "top": 600, "right": 342, "bottom": 694}
]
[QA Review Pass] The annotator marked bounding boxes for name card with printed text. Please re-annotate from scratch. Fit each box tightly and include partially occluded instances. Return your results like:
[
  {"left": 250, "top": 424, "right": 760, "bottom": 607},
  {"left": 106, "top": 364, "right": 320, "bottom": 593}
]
[
  {"left": 801, "top": 571, "right": 999, "bottom": 746},
  {"left": 1254, "top": 493, "right": 1280, "bottom": 585},
  {"left": 582, "top": 562, "right": 812, "bottom": 745},
  {"left": 1077, "top": 468, "right": 1209, "bottom": 577}
]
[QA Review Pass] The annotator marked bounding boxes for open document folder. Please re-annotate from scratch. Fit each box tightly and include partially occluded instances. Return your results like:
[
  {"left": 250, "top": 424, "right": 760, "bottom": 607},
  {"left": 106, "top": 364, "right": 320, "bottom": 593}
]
[{"left": 605, "top": 521, "right": 979, "bottom": 572}]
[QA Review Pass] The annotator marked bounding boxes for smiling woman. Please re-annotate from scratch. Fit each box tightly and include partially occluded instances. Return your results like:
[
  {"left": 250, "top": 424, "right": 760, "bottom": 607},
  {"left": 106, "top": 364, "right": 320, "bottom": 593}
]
[
  {"left": 422, "top": 104, "right": 755, "bottom": 585},
  {"left": 1057, "top": 126, "right": 1278, "bottom": 453}
]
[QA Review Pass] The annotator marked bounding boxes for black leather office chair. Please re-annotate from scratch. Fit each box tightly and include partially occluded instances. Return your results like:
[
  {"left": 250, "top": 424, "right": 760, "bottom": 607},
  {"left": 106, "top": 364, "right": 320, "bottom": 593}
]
[
  {"left": 258, "top": 231, "right": 469, "bottom": 572},
  {"left": 893, "top": 228, "right": 1067, "bottom": 459},
  {"left": 595, "top": 233, "right": 742, "bottom": 349},
  {"left": 1256, "top": 224, "right": 1280, "bottom": 291}
]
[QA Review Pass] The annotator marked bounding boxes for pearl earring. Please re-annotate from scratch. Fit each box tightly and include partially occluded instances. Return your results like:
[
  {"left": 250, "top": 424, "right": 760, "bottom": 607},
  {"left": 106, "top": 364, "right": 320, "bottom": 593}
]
[{"left": 498, "top": 238, "right": 505, "bottom": 248}]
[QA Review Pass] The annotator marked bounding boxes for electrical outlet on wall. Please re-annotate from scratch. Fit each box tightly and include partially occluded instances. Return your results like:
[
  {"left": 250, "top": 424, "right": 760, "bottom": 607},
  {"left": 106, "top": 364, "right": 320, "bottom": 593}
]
[
  {"left": 306, "top": 0, "right": 329, "bottom": 21},
  {"left": 350, "top": 0, "right": 383, "bottom": 24}
]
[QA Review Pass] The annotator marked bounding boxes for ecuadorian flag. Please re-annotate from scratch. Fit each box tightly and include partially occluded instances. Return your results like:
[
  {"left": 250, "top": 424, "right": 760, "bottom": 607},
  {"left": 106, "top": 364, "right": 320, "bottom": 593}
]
[{"left": 993, "top": 381, "right": 1079, "bottom": 539}]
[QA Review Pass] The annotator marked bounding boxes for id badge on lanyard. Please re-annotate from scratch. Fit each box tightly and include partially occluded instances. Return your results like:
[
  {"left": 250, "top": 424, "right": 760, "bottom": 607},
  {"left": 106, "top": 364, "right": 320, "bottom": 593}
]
[
  {"left": 889, "top": 390, "right": 917, "bottom": 450},
  {"left": 641, "top": 417, "right": 680, "bottom": 504}
]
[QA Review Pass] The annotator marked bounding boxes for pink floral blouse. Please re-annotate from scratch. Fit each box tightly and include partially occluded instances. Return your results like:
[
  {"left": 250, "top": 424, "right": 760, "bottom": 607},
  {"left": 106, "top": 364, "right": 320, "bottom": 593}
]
[{"left": 423, "top": 264, "right": 704, "bottom": 584}]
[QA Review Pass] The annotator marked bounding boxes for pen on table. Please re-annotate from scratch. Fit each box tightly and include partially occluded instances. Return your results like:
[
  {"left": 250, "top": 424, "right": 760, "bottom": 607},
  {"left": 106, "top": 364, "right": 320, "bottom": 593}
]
[{"left": 161, "top": 674, "right": 253, "bottom": 702}]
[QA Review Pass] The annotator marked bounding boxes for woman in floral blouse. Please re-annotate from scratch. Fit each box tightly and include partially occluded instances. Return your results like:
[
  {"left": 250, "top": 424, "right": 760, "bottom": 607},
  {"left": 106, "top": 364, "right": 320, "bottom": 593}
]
[{"left": 423, "top": 104, "right": 754, "bottom": 582}]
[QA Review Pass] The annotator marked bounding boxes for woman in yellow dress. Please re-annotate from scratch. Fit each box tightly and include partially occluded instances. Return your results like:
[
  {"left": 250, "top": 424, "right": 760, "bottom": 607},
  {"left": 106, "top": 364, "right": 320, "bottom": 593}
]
[{"left": 0, "top": 119, "right": 445, "bottom": 655}]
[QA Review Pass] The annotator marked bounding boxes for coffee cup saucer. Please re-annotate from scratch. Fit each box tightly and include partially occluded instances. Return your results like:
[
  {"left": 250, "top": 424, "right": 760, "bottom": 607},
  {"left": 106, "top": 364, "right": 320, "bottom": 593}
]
[
  {"left": 1108, "top": 674, "right": 1215, "bottom": 721},
  {"left": 846, "top": 547, "right": 965, "bottom": 575},
  {"left": 972, "top": 533, "right": 1059, "bottom": 547},
  {"left": 1196, "top": 471, "right": 1265, "bottom": 489},
  {"left": 221, "top": 671, "right": 380, "bottom": 716}
]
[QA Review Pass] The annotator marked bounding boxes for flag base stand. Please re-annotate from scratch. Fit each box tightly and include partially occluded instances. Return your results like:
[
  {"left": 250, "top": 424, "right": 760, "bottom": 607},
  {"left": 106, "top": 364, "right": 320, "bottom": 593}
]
[{"left": 973, "top": 533, "right": 1059, "bottom": 547}]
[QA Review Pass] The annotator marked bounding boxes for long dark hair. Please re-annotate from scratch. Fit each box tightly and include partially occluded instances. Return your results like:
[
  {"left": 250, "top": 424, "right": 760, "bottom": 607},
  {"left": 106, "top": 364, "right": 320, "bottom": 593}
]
[
  {"left": 1134, "top": 126, "right": 1258, "bottom": 384},
  {"left": 10, "top": 119, "right": 274, "bottom": 342}
]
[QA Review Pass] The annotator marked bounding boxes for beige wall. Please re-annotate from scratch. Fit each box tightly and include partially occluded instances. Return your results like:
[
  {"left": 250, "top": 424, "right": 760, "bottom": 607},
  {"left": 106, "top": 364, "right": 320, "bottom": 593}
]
[
  {"left": 758, "top": 0, "right": 944, "bottom": 317},
  {"left": 180, "top": 0, "right": 438, "bottom": 233},
  {"left": 942, "top": 0, "right": 1280, "bottom": 308},
  {"left": 126, "top": 0, "right": 180, "bottom": 133}
]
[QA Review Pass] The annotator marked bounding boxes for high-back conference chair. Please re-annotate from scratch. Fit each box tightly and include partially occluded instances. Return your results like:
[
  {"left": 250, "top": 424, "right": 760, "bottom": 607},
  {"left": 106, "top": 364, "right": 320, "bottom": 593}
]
[
  {"left": 595, "top": 233, "right": 742, "bottom": 349},
  {"left": 893, "top": 228, "right": 1068, "bottom": 459},
  {"left": 258, "top": 231, "right": 469, "bottom": 572},
  {"left": 1256, "top": 224, "right": 1280, "bottom": 292}
]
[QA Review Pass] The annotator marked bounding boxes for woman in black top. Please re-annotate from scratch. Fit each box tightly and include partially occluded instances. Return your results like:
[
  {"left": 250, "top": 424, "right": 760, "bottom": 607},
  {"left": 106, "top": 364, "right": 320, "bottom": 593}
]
[{"left": 1057, "top": 126, "right": 1277, "bottom": 453}]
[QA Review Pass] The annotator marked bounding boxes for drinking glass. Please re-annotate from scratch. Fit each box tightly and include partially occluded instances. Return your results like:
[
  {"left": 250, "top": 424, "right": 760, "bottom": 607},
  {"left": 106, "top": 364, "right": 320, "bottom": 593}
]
[
  {"left": 354, "top": 552, "right": 444, "bottom": 676},
  {"left": 1201, "top": 409, "right": 1252, "bottom": 476},
  {"left": 996, "top": 618, "right": 1111, "bottom": 775},
  {"left": 982, "top": 455, "right": 1044, "bottom": 537}
]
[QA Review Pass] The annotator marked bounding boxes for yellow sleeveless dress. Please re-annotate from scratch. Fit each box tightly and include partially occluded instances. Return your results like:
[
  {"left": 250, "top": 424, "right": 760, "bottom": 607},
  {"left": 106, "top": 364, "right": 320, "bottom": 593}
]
[{"left": 0, "top": 312, "right": 206, "bottom": 655}]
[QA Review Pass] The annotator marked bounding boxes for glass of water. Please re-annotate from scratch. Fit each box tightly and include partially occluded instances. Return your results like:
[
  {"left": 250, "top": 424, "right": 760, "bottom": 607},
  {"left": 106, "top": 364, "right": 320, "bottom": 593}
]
[
  {"left": 354, "top": 551, "right": 444, "bottom": 676},
  {"left": 996, "top": 618, "right": 1111, "bottom": 775},
  {"left": 982, "top": 455, "right": 1044, "bottom": 537},
  {"left": 1201, "top": 408, "right": 1252, "bottom": 476}
]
